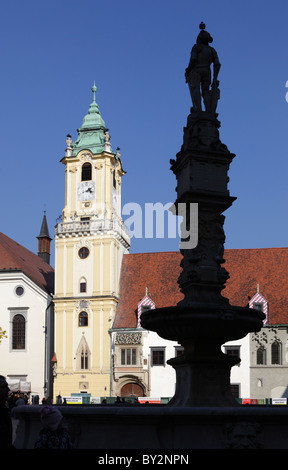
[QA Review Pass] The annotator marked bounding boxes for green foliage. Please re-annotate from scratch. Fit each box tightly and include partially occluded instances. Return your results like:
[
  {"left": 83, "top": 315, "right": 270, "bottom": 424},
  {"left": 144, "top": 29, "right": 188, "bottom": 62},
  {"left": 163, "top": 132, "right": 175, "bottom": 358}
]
[{"left": 0, "top": 327, "right": 7, "bottom": 343}]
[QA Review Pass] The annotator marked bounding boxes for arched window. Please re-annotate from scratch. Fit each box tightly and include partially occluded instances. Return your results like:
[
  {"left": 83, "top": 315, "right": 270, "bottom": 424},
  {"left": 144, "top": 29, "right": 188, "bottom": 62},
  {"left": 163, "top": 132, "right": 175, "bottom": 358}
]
[
  {"left": 81, "top": 162, "right": 92, "bottom": 181},
  {"left": 79, "top": 311, "right": 88, "bottom": 327},
  {"left": 81, "top": 347, "right": 89, "bottom": 370},
  {"left": 12, "top": 314, "right": 25, "bottom": 350},
  {"left": 271, "top": 341, "right": 281, "bottom": 365},
  {"left": 76, "top": 337, "right": 91, "bottom": 370},
  {"left": 76, "top": 336, "right": 90, "bottom": 370},
  {"left": 256, "top": 346, "right": 266, "bottom": 365}
]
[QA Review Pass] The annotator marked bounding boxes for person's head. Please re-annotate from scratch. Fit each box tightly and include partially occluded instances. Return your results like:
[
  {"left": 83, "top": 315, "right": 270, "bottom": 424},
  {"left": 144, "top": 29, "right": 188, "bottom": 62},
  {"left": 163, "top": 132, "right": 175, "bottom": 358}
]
[
  {"left": 40, "top": 406, "right": 63, "bottom": 431},
  {"left": 0, "top": 376, "right": 9, "bottom": 404},
  {"left": 197, "top": 30, "right": 213, "bottom": 45}
]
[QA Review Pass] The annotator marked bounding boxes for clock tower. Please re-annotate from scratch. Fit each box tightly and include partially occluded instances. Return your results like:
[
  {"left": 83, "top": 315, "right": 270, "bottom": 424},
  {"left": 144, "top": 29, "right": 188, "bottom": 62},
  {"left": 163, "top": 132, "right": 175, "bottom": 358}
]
[{"left": 53, "top": 85, "right": 130, "bottom": 399}]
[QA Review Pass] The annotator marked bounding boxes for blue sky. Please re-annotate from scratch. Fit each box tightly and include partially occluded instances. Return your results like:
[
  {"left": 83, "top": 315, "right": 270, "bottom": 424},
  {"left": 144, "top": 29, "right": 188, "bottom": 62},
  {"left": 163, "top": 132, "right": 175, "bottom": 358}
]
[{"left": 1, "top": 0, "right": 288, "bottom": 265}]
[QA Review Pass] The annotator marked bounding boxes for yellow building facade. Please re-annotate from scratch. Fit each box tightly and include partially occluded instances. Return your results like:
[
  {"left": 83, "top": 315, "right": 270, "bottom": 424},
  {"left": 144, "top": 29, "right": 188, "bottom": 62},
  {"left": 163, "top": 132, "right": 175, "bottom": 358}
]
[{"left": 53, "top": 85, "right": 130, "bottom": 398}]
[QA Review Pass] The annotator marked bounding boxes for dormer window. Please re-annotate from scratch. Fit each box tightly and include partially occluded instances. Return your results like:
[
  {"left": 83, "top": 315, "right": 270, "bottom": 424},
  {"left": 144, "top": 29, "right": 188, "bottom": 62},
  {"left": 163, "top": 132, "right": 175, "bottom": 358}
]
[
  {"left": 249, "top": 290, "right": 268, "bottom": 325},
  {"left": 137, "top": 291, "right": 156, "bottom": 328},
  {"left": 81, "top": 162, "right": 92, "bottom": 181}
]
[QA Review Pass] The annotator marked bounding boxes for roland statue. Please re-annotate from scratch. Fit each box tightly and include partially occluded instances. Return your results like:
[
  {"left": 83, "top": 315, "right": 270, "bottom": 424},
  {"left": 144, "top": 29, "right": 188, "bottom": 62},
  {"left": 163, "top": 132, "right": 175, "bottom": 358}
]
[{"left": 185, "top": 22, "right": 221, "bottom": 114}]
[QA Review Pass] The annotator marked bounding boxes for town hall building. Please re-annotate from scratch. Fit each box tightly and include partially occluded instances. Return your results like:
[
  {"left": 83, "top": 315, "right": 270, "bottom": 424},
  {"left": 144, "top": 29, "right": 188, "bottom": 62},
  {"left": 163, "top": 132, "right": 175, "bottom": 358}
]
[{"left": 1, "top": 86, "right": 288, "bottom": 404}]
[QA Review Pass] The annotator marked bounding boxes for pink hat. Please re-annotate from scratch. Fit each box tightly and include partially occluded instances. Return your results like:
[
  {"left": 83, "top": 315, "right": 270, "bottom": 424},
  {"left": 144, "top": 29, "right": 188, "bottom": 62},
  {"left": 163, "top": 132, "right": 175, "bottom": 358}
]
[{"left": 40, "top": 406, "right": 63, "bottom": 431}]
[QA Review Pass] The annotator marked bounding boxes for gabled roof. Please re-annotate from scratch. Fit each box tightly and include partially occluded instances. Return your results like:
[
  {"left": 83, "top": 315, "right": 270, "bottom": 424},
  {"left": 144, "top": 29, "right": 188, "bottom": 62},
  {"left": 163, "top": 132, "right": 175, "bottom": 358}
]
[
  {"left": 0, "top": 232, "right": 54, "bottom": 294},
  {"left": 114, "top": 248, "right": 288, "bottom": 329}
]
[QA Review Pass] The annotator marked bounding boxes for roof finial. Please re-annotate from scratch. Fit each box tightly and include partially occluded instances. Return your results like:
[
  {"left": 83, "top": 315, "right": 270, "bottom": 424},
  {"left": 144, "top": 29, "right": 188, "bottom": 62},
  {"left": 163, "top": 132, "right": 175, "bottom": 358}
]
[
  {"left": 257, "top": 284, "right": 260, "bottom": 293},
  {"left": 145, "top": 287, "right": 148, "bottom": 296},
  {"left": 92, "top": 82, "right": 97, "bottom": 101}
]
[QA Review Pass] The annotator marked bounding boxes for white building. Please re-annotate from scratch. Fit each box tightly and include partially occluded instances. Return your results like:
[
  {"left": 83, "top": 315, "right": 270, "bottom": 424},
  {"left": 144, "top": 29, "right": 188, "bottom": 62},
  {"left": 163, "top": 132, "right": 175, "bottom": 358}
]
[
  {"left": 0, "top": 216, "right": 54, "bottom": 400},
  {"left": 111, "top": 248, "right": 287, "bottom": 403}
]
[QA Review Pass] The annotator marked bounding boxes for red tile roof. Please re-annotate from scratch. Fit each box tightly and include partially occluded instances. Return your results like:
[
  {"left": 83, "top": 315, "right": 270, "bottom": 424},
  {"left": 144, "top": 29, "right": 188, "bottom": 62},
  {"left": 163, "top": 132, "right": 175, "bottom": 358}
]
[
  {"left": 114, "top": 252, "right": 183, "bottom": 329},
  {"left": 114, "top": 248, "right": 288, "bottom": 328},
  {"left": 0, "top": 232, "right": 54, "bottom": 294},
  {"left": 224, "top": 248, "right": 288, "bottom": 325}
]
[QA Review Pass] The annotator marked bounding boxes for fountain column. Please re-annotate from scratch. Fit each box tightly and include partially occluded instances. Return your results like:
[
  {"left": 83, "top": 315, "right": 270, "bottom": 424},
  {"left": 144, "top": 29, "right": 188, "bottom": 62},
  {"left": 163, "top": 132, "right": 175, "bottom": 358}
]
[{"left": 141, "top": 23, "right": 265, "bottom": 406}]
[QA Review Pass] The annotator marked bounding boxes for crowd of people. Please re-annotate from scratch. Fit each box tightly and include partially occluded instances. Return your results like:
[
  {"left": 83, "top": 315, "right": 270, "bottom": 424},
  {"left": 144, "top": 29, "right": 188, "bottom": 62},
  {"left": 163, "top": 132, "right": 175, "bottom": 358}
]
[
  {"left": 0, "top": 375, "right": 151, "bottom": 449},
  {"left": 0, "top": 375, "right": 73, "bottom": 449}
]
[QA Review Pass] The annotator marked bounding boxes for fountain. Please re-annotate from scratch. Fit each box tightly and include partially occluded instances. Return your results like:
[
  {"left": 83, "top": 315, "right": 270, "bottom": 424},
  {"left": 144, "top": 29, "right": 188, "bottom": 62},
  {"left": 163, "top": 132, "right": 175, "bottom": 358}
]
[{"left": 141, "top": 22, "right": 265, "bottom": 406}]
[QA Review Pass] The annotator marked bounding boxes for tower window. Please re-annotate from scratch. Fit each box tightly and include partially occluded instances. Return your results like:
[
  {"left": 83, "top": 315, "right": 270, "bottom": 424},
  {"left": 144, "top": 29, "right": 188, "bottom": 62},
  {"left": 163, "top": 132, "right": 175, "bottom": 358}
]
[
  {"left": 78, "top": 247, "right": 89, "bottom": 259},
  {"left": 81, "top": 162, "right": 92, "bottom": 181},
  {"left": 79, "top": 311, "right": 88, "bottom": 327},
  {"left": 113, "top": 170, "right": 116, "bottom": 189},
  {"left": 80, "top": 282, "right": 87, "bottom": 293}
]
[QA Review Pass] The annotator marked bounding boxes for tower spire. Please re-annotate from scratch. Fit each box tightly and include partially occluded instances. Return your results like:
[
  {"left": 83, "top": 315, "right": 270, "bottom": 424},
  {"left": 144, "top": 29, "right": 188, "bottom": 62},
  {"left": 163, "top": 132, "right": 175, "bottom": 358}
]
[
  {"left": 70, "top": 83, "right": 107, "bottom": 156},
  {"left": 37, "top": 210, "right": 52, "bottom": 265}
]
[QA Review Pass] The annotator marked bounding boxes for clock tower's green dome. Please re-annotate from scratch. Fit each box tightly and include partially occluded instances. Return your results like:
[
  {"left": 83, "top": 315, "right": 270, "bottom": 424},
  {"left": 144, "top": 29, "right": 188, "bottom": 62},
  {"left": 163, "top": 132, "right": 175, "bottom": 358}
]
[{"left": 71, "top": 84, "right": 107, "bottom": 156}]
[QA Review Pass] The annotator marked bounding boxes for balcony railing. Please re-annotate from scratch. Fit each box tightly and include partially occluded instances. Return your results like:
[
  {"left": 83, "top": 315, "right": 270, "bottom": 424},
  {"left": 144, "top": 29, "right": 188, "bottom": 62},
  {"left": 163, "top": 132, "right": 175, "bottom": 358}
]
[{"left": 55, "top": 217, "right": 130, "bottom": 245}]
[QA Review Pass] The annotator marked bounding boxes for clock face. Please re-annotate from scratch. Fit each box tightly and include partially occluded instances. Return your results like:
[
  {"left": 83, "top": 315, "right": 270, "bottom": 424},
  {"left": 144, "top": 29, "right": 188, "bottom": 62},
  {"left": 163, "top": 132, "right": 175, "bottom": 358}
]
[{"left": 78, "top": 181, "right": 95, "bottom": 201}]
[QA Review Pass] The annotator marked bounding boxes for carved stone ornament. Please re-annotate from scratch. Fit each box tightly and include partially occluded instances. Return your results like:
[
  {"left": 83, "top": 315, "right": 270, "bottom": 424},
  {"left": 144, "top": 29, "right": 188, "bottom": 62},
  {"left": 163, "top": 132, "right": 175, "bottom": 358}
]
[
  {"left": 74, "top": 299, "right": 90, "bottom": 311},
  {"left": 80, "top": 152, "right": 93, "bottom": 162},
  {"left": 252, "top": 331, "right": 268, "bottom": 346},
  {"left": 76, "top": 239, "right": 92, "bottom": 250},
  {"left": 79, "top": 382, "right": 89, "bottom": 390},
  {"left": 224, "top": 421, "right": 263, "bottom": 449},
  {"left": 95, "top": 162, "right": 103, "bottom": 169},
  {"left": 69, "top": 165, "right": 78, "bottom": 173}
]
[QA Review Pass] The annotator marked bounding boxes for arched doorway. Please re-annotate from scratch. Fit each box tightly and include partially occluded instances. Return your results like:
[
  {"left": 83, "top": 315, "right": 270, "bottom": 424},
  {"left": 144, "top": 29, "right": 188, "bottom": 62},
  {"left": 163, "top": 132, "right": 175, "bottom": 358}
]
[{"left": 120, "top": 382, "right": 144, "bottom": 398}]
